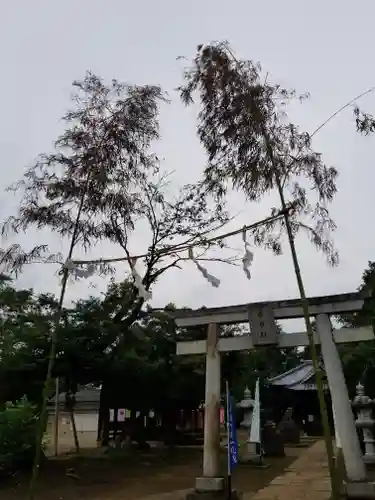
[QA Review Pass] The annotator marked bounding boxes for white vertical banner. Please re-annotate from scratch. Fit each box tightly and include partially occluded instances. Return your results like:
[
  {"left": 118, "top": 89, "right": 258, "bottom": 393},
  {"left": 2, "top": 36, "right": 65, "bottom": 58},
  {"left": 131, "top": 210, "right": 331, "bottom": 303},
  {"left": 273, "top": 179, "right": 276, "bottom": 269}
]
[
  {"left": 250, "top": 379, "right": 260, "bottom": 443},
  {"left": 332, "top": 399, "right": 341, "bottom": 449}
]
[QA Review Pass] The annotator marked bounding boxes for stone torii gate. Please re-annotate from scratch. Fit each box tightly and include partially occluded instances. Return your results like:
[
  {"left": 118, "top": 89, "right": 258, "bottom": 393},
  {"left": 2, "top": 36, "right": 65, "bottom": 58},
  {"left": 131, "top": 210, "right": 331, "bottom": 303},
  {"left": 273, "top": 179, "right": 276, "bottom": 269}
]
[{"left": 172, "top": 292, "right": 373, "bottom": 497}]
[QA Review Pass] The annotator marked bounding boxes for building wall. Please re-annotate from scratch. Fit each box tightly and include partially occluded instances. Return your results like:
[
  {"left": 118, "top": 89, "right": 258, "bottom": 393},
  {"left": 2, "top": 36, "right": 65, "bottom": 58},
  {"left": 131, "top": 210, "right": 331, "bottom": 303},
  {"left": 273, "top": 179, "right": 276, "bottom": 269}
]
[
  {"left": 46, "top": 410, "right": 99, "bottom": 455},
  {"left": 48, "top": 410, "right": 99, "bottom": 433},
  {"left": 74, "top": 412, "right": 99, "bottom": 432}
]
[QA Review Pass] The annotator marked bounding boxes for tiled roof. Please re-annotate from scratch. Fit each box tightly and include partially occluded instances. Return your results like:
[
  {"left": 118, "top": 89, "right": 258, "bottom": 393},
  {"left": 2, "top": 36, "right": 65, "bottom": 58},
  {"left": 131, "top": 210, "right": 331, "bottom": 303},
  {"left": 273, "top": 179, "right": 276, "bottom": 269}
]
[{"left": 267, "top": 361, "right": 326, "bottom": 391}]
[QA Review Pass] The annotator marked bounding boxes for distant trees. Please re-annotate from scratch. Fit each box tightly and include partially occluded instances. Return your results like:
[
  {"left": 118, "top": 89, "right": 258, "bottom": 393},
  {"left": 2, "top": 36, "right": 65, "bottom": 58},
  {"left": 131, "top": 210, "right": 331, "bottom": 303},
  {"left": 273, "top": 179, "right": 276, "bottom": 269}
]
[{"left": 337, "top": 261, "right": 375, "bottom": 397}]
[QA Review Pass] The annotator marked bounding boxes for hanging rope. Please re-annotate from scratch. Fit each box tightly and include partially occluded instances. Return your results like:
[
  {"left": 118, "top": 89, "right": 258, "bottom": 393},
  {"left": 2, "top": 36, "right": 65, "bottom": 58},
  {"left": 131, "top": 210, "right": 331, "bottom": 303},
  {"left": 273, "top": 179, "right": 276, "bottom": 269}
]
[
  {"left": 68, "top": 208, "right": 289, "bottom": 266},
  {"left": 15, "top": 205, "right": 296, "bottom": 299}
]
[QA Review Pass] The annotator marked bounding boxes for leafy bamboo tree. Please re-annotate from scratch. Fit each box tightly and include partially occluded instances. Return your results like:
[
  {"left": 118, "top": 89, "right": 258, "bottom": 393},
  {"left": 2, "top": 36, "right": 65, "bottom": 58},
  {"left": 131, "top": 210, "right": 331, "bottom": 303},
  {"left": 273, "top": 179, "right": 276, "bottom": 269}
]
[
  {"left": 0, "top": 245, "right": 56, "bottom": 276},
  {"left": 354, "top": 106, "right": 375, "bottom": 136},
  {"left": 2, "top": 72, "right": 233, "bottom": 498},
  {"left": 178, "top": 41, "right": 340, "bottom": 497},
  {"left": 6, "top": 73, "right": 168, "bottom": 499}
]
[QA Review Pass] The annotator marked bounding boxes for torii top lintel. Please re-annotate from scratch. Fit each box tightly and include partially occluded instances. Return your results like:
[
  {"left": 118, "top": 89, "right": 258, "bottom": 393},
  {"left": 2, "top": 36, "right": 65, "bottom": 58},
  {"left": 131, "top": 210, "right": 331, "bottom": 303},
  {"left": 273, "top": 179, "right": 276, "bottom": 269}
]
[{"left": 170, "top": 291, "right": 371, "bottom": 328}]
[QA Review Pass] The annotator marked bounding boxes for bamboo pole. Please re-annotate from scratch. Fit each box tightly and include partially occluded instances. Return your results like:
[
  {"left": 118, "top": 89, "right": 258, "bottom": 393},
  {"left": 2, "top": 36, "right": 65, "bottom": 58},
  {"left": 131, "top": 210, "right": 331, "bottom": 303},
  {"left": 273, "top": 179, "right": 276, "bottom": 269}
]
[{"left": 53, "top": 377, "right": 59, "bottom": 457}]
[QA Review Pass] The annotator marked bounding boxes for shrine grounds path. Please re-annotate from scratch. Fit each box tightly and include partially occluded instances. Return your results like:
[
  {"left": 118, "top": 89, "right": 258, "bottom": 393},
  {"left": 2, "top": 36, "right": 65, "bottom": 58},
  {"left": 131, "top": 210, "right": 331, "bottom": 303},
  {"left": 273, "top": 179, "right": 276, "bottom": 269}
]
[
  {"left": 1, "top": 438, "right": 330, "bottom": 499},
  {"left": 247, "top": 440, "right": 331, "bottom": 500},
  {"left": 136, "top": 440, "right": 330, "bottom": 500}
]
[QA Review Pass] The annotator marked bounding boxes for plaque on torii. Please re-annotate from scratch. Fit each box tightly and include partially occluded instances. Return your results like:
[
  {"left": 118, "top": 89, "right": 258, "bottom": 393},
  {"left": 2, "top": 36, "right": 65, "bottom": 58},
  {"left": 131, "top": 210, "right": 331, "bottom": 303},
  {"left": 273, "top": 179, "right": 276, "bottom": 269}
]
[{"left": 248, "top": 304, "right": 278, "bottom": 346}]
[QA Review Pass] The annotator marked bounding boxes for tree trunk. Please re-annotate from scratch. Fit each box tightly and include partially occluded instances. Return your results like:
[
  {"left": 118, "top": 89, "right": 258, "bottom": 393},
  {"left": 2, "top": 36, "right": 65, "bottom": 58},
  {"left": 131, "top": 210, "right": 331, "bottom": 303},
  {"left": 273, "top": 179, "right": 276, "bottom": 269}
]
[
  {"left": 53, "top": 377, "right": 59, "bottom": 457},
  {"left": 98, "top": 382, "right": 110, "bottom": 446},
  {"left": 97, "top": 399, "right": 103, "bottom": 443},
  {"left": 68, "top": 406, "right": 80, "bottom": 453},
  {"left": 162, "top": 408, "right": 178, "bottom": 447}
]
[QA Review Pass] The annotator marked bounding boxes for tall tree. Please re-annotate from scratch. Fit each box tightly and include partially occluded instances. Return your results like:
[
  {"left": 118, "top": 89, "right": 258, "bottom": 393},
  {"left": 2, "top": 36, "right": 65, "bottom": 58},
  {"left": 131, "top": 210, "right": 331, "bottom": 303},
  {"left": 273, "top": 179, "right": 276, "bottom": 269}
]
[
  {"left": 339, "top": 261, "right": 375, "bottom": 329},
  {"left": 337, "top": 261, "right": 375, "bottom": 397},
  {"left": 178, "top": 41, "right": 340, "bottom": 496},
  {"left": 1, "top": 74, "right": 168, "bottom": 498},
  {"left": 0, "top": 277, "right": 58, "bottom": 406},
  {"left": 3, "top": 72, "right": 233, "bottom": 334},
  {"left": 2, "top": 72, "right": 233, "bottom": 497}
]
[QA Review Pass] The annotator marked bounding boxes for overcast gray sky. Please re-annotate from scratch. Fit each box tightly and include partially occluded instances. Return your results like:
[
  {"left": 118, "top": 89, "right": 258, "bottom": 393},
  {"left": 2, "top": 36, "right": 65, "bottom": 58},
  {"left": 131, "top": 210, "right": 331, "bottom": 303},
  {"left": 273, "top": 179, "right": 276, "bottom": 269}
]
[{"left": 1, "top": 0, "right": 374, "bottom": 326}]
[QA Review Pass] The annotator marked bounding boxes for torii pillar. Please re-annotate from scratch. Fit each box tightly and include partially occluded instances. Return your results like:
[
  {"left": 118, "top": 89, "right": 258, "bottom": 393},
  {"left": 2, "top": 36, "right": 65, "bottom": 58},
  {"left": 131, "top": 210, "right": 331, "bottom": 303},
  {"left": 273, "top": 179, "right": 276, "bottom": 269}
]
[{"left": 198, "top": 323, "right": 222, "bottom": 491}]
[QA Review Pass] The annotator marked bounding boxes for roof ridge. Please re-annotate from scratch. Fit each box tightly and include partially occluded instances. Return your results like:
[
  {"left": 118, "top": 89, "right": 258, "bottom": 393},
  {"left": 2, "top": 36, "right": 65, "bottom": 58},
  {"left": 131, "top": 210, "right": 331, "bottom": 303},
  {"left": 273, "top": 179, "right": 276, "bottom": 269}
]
[{"left": 266, "top": 360, "right": 313, "bottom": 383}]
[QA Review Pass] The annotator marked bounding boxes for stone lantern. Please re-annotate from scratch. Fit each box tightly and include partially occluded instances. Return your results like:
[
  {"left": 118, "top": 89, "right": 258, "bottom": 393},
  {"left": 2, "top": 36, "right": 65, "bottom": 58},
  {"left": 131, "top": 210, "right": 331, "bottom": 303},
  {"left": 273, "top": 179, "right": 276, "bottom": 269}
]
[
  {"left": 236, "top": 386, "right": 257, "bottom": 460},
  {"left": 237, "top": 386, "right": 254, "bottom": 429},
  {"left": 352, "top": 381, "right": 375, "bottom": 466}
]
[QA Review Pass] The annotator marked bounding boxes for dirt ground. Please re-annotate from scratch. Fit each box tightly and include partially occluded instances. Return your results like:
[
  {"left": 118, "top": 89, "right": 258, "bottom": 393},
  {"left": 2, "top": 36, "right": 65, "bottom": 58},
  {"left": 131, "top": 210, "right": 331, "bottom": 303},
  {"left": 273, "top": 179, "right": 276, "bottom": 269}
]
[
  {"left": 44, "top": 429, "right": 98, "bottom": 456},
  {"left": 0, "top": 442, "right": 311, "bottom": 500}
]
